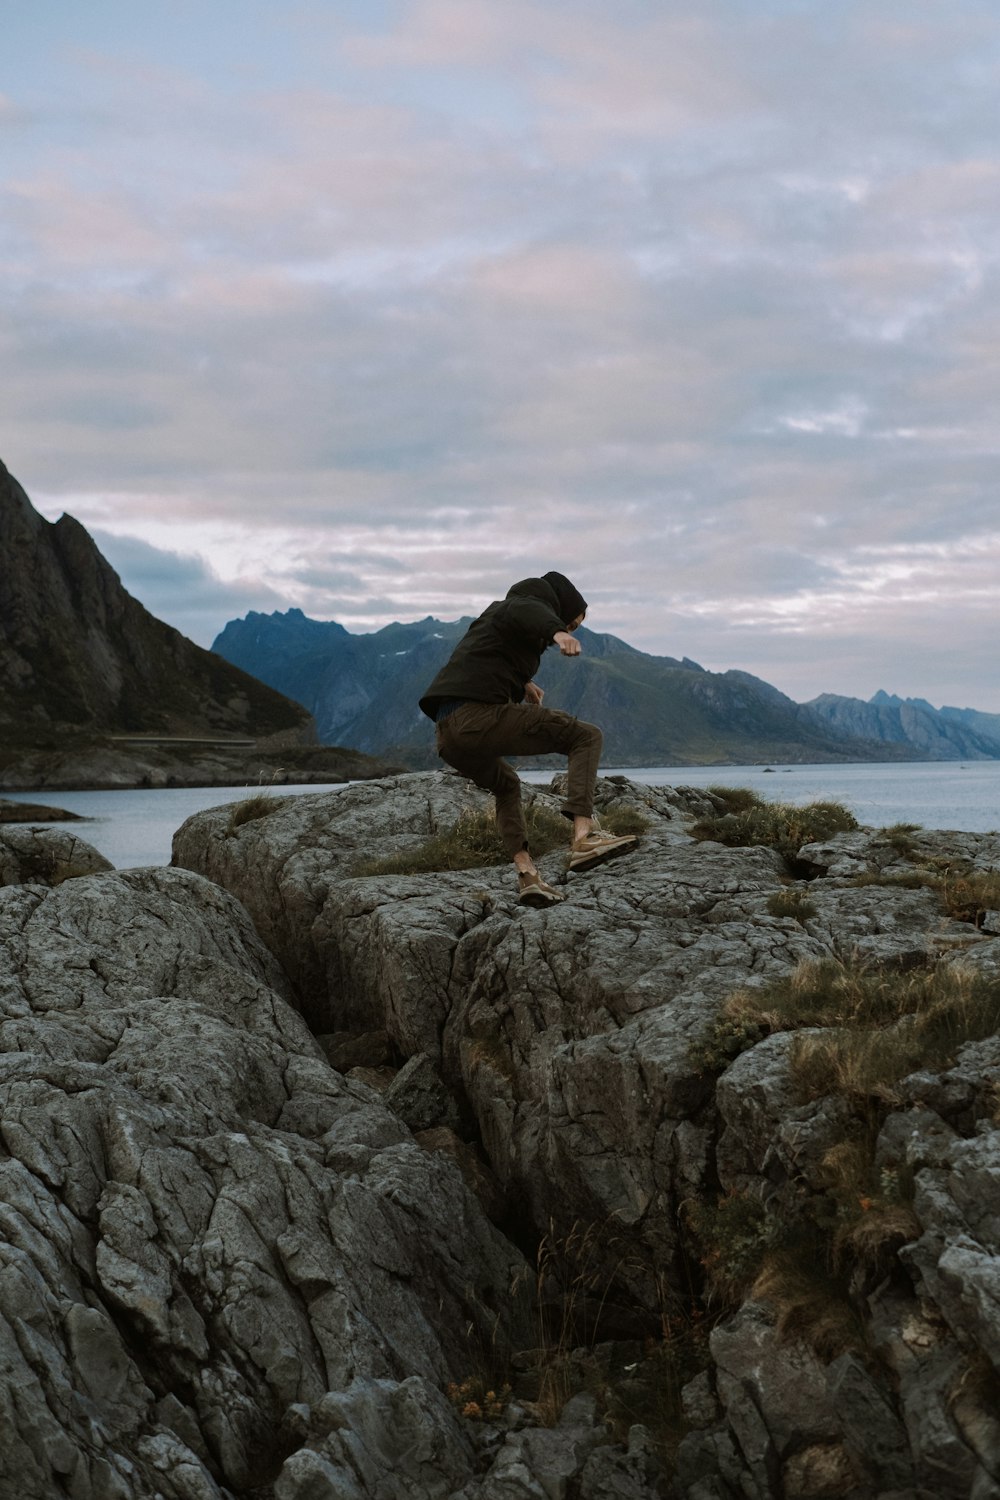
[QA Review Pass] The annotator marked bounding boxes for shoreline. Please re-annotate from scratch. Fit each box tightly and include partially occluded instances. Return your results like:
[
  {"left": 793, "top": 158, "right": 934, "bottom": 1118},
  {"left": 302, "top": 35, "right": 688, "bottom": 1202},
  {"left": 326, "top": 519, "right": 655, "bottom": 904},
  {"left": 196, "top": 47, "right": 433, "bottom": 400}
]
[
  {"left": 0, "top": 743, "right": 404, "bottom": 795},
  {"left": 3, "top": 754, "right": 986, "bottom": 797}
]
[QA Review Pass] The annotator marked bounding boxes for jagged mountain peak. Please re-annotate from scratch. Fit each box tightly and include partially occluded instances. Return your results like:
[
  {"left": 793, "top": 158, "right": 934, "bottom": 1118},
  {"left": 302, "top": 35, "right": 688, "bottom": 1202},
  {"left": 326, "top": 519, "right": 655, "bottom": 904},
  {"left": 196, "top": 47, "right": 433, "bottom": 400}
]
[
  {"left": 0, "top": 460, "right": 314, "bottom": 749},
  {"left": 212, "top": 605, "right": 912, "bottom": 767}
]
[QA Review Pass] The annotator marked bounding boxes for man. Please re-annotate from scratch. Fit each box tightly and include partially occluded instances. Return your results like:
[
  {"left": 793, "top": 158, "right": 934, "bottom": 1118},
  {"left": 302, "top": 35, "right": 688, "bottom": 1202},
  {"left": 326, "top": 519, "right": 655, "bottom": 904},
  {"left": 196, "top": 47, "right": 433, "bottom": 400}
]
[{"left": 419, "top": 571, "right": 638, "bottom": 908}]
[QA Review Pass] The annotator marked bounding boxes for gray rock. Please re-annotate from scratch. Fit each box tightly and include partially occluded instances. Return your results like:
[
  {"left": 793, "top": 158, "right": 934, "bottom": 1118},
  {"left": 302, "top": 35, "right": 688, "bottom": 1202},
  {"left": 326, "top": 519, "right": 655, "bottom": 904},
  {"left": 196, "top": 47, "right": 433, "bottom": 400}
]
[
  {"left": 673, "top": 1424, "right": 761, "bottom": 1500},
  {"left": 275, "top": 1376, "right": 476, "bottom": 1500},
  {"left": 792, "top": 882, "right": 969, "bottom": 967},
  {"left": 899, "top": 1035, "right": 1000, "bottom": 1127},
  {"left": 384, "top": 1050, "right": 463, "bottom": 1133},
  {"left": 711, "top": 1302, "right": 843, "bottom": 1494},
  {"left": 0, "top": 865, "right": 533, "bottom": 1499},
  {"left": 902, "top": 1128, "right": 1000, "bottom": 1367},
  {"left": 826, "top": 1353, "right": 914, "bottom": 1491},
  {"left": 799, "top": 828, "right": 1000, "bottom": 881},
  {"left": 714, "top": 1029, "right": 866, "bottom": 1221},
  {"left": 681, "top": 1370, "right": 721, "bottom": 1430},
  {"left": 316, "top": 1027, "right": 392, "bottom": 1070},
  {"left": 451, "top": 1392, "right": 615, "bottom": 1500},
  {"left": 579, "top": 1424, "right": 663, "bottom": 1500},
  {"left": 160, "top": 772, "right": 1000, "bottom": 1498},
  {"left": 866, "top": 1289, "right": 985, "bottom": 1499},
  {"left": 0, "top": 823, "right": 113, "bottom": 886},
  {"left": 875, "top": 1107, "right": 960, "bottom": 1177},
  {"left": 174, "top": 774, "right": 817, "bottom": 1309}
]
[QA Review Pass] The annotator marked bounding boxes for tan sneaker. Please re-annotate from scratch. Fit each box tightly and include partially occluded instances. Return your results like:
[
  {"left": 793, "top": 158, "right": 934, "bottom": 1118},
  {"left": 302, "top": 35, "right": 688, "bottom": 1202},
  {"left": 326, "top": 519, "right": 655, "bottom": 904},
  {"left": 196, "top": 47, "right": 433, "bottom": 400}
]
[
  {"left": 518, "top": 871, "right": 565, "bottom": 908},
  {"left": 568, "top": 825, "right": 639, "bottom": 872}
]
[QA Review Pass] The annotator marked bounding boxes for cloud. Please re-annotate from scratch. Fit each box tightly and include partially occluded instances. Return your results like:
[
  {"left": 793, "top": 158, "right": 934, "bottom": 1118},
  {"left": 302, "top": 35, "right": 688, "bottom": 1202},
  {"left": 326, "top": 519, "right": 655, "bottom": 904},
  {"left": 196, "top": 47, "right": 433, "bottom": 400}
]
[
  {"left": 88, "top": 528, "right": 291, "bottom": 646},
  {"left": 3, "top": 1, "right": 1000, "bottom": 711}
]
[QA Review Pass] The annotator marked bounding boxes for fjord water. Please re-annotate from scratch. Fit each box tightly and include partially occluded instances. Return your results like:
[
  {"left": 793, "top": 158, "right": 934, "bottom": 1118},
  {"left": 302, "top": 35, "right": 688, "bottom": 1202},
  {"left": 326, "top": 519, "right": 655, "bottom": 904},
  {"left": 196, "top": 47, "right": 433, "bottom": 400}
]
[
  {"left": 5, "top": 761, "right": 999, "bottom": 870},
  {"left": 527, "top": 760, "right": 999, "bottom": 838},
  {"left": 3, "top": 782, "right": 350, "bottom": 870}
]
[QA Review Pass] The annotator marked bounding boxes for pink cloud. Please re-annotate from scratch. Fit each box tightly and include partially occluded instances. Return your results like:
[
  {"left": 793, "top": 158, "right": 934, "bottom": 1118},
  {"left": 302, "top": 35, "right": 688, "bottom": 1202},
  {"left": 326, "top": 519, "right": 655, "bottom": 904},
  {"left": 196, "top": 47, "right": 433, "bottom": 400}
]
[
  {"left": 6, "top": 176, "right": 172, "bottom": 269},
  {"left": 342, "top": 0, "right": 525, "bottom": 69}
]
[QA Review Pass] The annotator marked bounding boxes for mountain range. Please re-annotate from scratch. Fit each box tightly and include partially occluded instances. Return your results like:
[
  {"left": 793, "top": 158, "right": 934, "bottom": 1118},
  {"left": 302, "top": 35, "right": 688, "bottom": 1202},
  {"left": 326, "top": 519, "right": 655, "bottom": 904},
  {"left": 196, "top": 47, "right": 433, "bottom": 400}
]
[
  {"left": 5, "top": 450, "right": 996, "bottom": 778},
  {"left": 212, "top": 607, "right": 1000, "bottom": 767},
  {"left": 808, "top": 690, "right": 1000, "bottom": 762}
]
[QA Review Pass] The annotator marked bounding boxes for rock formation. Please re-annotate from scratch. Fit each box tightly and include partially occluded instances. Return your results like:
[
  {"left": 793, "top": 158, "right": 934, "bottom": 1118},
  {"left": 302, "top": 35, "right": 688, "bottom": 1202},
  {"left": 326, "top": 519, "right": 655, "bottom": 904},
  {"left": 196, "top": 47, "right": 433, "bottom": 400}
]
[
  {"left": 0, "top": 822, "right": 113, "bottom": 886},
  {"left": 169, "top": 771, "right": 1000, "bottom": 1499},
  {"left": 0, "top": 797, "right": 83, "bottom": 822},
  {"left": 3, "top": 770, "right": 999, "bottom": 1496},
  {"left": 0, "top": 854, "right": 542, "bottom": 1499},
  {"left": 0, "top": 742, "right": 402, "bottom": 794}
]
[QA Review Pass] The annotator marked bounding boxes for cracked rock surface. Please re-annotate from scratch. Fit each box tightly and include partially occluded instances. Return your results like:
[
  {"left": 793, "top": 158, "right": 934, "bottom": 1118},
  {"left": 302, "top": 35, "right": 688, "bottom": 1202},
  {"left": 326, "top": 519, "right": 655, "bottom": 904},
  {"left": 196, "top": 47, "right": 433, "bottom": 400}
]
[
  {"left": 172, "top": 770, "right": 1000, "bottom": 1498},
  {"left": 5, "top": 771, "right": 999, "bottom": 1498},
  {"left": 0, "top": 822, "right": 113, "bottom": 886},
  {"left": 0, "top": 864, "right": 536, "bottom": 1500}
]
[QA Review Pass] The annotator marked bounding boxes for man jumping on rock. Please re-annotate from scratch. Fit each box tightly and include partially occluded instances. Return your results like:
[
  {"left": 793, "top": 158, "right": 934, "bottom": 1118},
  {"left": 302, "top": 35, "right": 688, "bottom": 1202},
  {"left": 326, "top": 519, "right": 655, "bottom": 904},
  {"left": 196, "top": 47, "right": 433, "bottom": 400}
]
[{"left": 418, "top": 571, "right": 638, "bottom": 909}]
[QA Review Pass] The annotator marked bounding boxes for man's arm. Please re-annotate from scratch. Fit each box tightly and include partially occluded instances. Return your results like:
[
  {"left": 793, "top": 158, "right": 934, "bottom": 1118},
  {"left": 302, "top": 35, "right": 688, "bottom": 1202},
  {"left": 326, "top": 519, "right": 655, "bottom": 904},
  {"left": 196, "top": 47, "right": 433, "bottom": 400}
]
[
  {"left": 502, "top": 597, "right": 569, "bottom": 645},
  {"left": 553, "top": 630, "right": 581, "bottom": 656}
]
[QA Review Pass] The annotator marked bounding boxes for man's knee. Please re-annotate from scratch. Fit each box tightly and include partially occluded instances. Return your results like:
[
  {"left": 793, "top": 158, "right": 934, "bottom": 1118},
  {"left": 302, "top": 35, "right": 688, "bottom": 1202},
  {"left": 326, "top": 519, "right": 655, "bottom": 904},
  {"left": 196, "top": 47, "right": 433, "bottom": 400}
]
[
  {"left": 574, "top": 717, "right": 602, "bottom": 754},
  {"left": 490, "top": 760, "right": 522, "bottom": 801}
]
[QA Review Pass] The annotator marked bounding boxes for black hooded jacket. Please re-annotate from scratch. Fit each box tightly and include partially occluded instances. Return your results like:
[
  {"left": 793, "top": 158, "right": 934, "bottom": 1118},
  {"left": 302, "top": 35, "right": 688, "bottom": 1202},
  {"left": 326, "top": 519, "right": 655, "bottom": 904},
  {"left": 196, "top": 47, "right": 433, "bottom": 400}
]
[{"left": 418, "top": 573, "right": 587, "bottom": 721}]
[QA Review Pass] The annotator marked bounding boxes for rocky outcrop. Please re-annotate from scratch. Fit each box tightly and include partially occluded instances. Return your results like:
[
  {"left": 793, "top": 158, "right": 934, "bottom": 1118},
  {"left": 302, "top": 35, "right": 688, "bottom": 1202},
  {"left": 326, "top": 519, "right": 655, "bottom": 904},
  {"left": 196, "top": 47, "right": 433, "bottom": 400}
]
[
  {"left": 172, "top": 771, "right": 1000, "bottom": 1498},
  {"left": 0, "top": 823, "right": 112, "bottom": 885},
  {"left": 0, "top": 863, "right": 557, "bottom": 1499},
  {"left": 4, "top": 769, "right": 999, "bottom": 1497},
  {"left": 0, "top": 797, "right": 82, "bottom": 821}
]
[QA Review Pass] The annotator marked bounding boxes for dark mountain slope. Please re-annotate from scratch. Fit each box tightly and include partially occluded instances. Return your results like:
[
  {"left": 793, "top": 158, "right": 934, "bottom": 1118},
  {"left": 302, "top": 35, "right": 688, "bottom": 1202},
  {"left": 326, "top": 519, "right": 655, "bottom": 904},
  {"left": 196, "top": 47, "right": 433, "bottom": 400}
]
[{"left": 0, "top": 461, "right": 313, "bottom": 750}]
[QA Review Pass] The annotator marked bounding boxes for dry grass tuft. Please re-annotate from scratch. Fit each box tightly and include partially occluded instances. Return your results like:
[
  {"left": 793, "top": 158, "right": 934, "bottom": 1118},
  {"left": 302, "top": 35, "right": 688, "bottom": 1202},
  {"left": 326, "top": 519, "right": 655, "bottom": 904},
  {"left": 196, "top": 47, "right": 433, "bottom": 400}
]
[
  {"left": 687, "top": 1192, "right": 773, "bottom": 1308},
  {"left": 705, "top": 785, "right": 759, "bottom": 813},
  {"left": 834, "top": 1203, "right": 922, "bottom": 1278},
  {"left": 525, "top": 1217, "right": 650, "bottom": 1426},
  {"left": 353, "top": 802, "right": 569, "bottom": 876},
  {"left": 600, "top": 806, "right": 650, "bottom": 837},
  {"left": 787, "top": 963, "right": 1000, "bottom": 1105},
  {"left": 227, "top": 791, "right": 283, "bottom": 832},
  {"left": 940, "top": 867, "right": 1000, "bottom": 927},
  {"left": 766, "top": 887, "right": 818, "bottom": 924},
  {"left": 691, "top": 790, "right": 857, "bottom": 863},
  {"left": 752, "top": 1251, "right": 867, "bottom": 1360},
  {"left": 878, "top": 822, "right": 923, "bottom": 855}
]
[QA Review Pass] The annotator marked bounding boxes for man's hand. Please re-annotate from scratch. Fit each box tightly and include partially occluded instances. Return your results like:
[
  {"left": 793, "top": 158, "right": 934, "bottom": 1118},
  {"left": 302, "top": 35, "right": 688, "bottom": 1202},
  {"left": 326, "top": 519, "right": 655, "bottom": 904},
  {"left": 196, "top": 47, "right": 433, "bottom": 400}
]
[
  {"left": 554, "top": 631, "right": 581, "bottom": 656},
  {"left": 524, "top": 681, "right": 544, "bottom": 705}
]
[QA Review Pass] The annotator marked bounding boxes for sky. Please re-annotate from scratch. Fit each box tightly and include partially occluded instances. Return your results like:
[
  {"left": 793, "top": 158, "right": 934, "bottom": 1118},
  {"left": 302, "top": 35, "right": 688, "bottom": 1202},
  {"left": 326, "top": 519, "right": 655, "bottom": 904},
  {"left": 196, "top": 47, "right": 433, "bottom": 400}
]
[{"left": 3, "top": 1, "right": 1000, "bottom": 710}]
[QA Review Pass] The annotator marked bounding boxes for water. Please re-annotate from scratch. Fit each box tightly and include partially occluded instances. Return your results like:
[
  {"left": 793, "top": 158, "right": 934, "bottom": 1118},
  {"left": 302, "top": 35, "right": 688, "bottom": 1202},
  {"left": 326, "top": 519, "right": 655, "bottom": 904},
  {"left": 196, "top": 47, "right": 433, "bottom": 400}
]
[
  {"left": 4, "top": 762, "right": 999, "bottom": 869},
  {"left": 2, "top": 783, "right": 348, "bottom": 869},
  {"left": 527, "top": 760, "right": 1000, "bottom": 835}
]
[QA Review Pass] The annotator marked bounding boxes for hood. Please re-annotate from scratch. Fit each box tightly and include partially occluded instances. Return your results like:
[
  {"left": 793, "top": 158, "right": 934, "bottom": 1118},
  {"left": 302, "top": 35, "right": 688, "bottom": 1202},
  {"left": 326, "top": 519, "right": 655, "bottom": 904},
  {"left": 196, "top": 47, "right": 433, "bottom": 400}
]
[{"left": 506, "top": 572, "right": 587, "bottom": 627}]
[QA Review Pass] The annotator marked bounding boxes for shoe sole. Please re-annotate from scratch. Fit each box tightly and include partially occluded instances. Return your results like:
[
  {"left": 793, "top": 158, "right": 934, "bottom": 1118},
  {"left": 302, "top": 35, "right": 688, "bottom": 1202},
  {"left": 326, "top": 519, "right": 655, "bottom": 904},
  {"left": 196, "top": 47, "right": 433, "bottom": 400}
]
[
  {"left": 519, "top": 892, "right": 564, "bottom": 908},
  {"left": 568, "top": 837, "right": 638, "bottom": 873}
]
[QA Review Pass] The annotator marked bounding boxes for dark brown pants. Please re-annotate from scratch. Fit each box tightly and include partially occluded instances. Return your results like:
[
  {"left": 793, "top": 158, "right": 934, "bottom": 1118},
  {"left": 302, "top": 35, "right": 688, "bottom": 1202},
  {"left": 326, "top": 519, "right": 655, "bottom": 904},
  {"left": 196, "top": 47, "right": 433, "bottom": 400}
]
[{"left": 435, "top": 701, "right": 603, "bottom": 856}]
